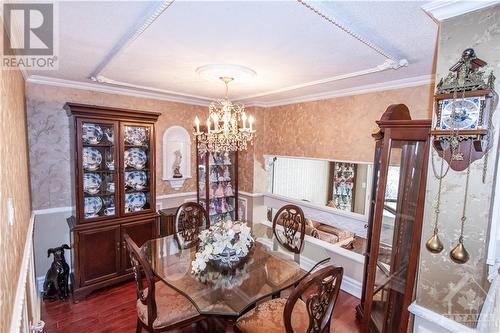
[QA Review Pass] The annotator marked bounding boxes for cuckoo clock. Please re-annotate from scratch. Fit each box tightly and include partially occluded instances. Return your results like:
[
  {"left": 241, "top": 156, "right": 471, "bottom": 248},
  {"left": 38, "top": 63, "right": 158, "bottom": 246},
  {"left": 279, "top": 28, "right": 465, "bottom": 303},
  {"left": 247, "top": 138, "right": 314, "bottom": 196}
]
[{"left": 432, "top": 48, "right": 497, "bottom": 171}]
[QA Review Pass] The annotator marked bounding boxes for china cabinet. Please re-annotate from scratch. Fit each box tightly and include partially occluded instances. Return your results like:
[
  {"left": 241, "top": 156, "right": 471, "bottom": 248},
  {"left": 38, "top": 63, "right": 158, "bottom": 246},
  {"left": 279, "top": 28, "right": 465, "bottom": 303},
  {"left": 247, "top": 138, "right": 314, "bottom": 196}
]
[
  {"left": 356, "top": 104, "right": 431, "bottom": 333},
  {"left": 330, "top": 162, "right": 357, "bottom": 211},
  {"left": 65, "top": 103, "right": 160, "bottom": 301},
  {"left": 196, "top": 136, "right": 239, "bottom": 224}
]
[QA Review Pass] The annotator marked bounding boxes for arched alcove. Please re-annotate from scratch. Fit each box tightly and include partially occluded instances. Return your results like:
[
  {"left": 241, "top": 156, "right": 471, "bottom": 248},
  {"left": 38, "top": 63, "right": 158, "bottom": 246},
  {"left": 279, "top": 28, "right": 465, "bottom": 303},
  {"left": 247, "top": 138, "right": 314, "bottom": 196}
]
[{"left": 163, "top": 126, "right": 192, "bottom": 190}]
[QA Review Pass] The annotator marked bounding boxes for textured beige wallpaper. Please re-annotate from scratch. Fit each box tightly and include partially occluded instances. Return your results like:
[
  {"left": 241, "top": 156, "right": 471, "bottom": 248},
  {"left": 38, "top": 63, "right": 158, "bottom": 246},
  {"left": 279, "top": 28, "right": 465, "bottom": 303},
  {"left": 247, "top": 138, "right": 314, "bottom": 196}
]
[
  {"left": 415, "top": 5, "right": 500, "bottom": 327},
  {"left": 243, "top": 85, "right": 434, "bottom": 193},
  {"left": 0, "top": 23, "right": 32, "bottom": 332},
  {"left": 26, "top": 83, "right": 206, "bottom": 210}
]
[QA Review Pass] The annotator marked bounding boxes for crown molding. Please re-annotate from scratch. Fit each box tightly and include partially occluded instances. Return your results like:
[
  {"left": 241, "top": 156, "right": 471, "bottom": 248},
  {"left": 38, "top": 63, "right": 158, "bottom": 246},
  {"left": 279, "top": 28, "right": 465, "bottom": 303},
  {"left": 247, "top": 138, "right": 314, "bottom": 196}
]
[
  {"left": 422, "top": 0, "right": 500, "bottom": 23},
  {"left": 246, "top": 74, "right": 434, "bottom": 108},
  {"left": 26, "top": 75, "right": 210, "bottom": 106},
  {"left": 26, "top": 74, "right": 433, "bottom": 108},
  {"left": 236, "top": 59, "right": 408, "bottom": 101},
  {"left": 90, "top": 0, "right": 175, "bottom": 80}
]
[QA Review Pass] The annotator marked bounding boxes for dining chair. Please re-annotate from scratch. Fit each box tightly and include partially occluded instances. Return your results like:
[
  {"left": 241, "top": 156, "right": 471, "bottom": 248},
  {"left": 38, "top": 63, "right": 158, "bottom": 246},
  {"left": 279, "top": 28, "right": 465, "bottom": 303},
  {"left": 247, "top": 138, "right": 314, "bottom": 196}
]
[
  {"left": 272, "top": 204, "right": 307, "bottom": 254},
  {"left": 123, "top": 234, "right": 204, "bottom": 333},
  {"left": 236, "top": 265, "right": 344, "bottom": 333},
  {"left": 174, "top": 202, "right": 207, "bottom": 249}
]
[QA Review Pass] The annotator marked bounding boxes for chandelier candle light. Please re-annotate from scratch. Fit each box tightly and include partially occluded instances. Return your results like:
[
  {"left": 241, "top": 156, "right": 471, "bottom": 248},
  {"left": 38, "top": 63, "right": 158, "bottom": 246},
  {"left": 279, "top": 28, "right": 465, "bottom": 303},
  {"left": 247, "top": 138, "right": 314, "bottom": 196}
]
[{"left": 194, "top": 76, "right": 255, "bottom": 152}]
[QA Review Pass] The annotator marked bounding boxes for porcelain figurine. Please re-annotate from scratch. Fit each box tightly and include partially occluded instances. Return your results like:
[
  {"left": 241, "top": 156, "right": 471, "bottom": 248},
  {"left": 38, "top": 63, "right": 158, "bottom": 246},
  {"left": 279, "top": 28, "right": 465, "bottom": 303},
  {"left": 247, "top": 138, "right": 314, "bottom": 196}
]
[{"left": 172, "top": 149, "right": 183, "bottom": 178}]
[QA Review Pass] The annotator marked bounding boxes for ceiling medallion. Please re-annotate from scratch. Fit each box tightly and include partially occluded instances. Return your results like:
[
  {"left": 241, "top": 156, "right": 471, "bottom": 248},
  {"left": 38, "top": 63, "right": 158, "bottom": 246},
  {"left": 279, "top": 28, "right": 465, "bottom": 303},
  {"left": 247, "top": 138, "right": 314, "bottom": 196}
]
[{"left": 194, "top": 75, "right": 256, "bottom": 153}]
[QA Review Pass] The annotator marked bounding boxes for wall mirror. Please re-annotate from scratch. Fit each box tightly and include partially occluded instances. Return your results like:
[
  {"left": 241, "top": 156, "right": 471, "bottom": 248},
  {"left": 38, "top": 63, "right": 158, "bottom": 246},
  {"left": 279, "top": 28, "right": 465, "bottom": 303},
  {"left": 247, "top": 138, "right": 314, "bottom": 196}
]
[{"left": 265, "top": 155, "right": 373, "bottom": 218}]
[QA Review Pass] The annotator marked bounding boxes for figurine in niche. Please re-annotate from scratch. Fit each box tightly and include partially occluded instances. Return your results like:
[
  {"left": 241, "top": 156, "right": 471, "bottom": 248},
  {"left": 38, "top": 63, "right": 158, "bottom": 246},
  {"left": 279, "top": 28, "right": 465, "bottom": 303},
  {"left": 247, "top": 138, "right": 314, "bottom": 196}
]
[
  {"left": 43, "top": 244, "right": 71, "bottom": 300},
  {"left": 223, "top": 152, "right": 231, "bottom": 165},
  {"left": 172, "top": 149, "right": 183, "bottom": 178}
]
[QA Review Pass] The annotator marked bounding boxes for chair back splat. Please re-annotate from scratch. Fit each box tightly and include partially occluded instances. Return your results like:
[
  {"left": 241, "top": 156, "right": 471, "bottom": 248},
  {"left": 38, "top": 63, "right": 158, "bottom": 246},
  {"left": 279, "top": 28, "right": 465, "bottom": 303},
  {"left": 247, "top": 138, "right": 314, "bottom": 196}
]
[
  {"left": 123, "top": 234, "right": 157, "bottom": 329},
  {"left": 174, "top": 202, "right": 207, "bottom": 249},
  {"left": 284, "top": 266, "right": 344, "bottom": 333},
  {"left": 273, "top": 204, "right": 306, "bottom": 254}
]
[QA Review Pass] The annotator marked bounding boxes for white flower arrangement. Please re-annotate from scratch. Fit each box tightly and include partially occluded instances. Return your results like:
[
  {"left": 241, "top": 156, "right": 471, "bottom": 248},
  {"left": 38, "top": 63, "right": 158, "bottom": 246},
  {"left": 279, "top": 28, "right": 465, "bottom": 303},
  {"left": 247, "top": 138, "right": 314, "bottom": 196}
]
[
  {"left": 194, "top": 261, "right": 251, "bottom": 289},
  {"left": 191, "top": 219, "right": 254, "bottom": 275}
]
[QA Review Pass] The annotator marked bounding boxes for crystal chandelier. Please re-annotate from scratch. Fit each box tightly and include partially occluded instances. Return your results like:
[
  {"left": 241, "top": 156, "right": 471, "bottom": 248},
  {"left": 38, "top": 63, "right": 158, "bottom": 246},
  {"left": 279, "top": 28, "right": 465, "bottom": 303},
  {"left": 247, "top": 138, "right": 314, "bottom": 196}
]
[{"left": 194, "top": 77, "right": 255, "bottom": 152}]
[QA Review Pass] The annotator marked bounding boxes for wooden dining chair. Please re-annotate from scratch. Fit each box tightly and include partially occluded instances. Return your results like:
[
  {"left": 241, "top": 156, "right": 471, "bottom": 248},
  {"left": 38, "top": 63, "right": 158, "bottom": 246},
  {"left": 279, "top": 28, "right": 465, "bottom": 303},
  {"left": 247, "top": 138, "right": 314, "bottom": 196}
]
[
  {"left": 273, "top": 204, "right": 307, "bottom": 254},
  {"left": 236, "top": 265, "right": 344, "bottom": 333},
  {"left": 123, "top": 234, "right": 204, "bottom": 333},
  {"left": 174, "top": 202, "right": 207, "bottom": 249}
]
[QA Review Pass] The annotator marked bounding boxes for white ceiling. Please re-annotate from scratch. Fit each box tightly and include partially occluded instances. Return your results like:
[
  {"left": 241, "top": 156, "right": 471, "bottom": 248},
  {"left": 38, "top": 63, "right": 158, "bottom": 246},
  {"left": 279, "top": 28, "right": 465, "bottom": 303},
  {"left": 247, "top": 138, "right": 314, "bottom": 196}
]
[{"left": 26, "top": 0, "right": 438, "bottom": 106}]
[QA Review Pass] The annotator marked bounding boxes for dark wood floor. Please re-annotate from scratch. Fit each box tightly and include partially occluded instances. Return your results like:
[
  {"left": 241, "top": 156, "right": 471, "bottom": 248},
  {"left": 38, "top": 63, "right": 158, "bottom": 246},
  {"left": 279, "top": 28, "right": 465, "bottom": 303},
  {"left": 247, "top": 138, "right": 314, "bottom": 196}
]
[{"left": 42, "top": 281, "right": 363, "bottom": 333}]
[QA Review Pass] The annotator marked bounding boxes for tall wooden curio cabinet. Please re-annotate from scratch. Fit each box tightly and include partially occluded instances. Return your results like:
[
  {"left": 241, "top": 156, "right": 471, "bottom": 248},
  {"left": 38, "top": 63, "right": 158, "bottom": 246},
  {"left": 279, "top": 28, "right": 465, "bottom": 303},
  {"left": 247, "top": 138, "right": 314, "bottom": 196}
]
[
  {"left": 196, "top": 142, "right": 239, "bottom": 224},
  {"left": 65, "top": 103, "right": 160, "bottom": 301},
  {"left": 356, "top": 104, "right": 431, "bottom": 333}
]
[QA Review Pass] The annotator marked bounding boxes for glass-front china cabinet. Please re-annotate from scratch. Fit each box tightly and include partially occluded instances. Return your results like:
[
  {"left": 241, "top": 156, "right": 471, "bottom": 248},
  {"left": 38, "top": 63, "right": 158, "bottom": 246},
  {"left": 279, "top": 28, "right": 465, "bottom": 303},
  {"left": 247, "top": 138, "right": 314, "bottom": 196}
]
[
  {"left": 65, "top": 103, "right": 160, "bottom": 301},
  {"left": 356, "top": 104, "right": 431, "bottom": 333},
  {"left": 196, "top": 147, "right": 239, "bottom": 225}
]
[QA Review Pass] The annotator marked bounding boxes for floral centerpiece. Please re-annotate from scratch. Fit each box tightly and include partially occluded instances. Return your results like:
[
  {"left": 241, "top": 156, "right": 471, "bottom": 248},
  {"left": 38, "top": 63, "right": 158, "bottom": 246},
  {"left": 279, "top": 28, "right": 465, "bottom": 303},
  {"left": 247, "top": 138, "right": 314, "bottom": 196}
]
[{"left": 191, "top": 219, "right": 254, "bottom": 275}]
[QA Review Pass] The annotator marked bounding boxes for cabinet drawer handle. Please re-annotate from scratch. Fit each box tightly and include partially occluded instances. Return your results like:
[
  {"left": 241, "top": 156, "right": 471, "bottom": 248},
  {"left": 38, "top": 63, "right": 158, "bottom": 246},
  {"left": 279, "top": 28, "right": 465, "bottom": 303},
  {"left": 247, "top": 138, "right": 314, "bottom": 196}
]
[
  {"left": 122, "top": 241, "right": 126, "bottom": 250},
  {"left": 116, "top": 241, "right": 121, "bottom": 250}
]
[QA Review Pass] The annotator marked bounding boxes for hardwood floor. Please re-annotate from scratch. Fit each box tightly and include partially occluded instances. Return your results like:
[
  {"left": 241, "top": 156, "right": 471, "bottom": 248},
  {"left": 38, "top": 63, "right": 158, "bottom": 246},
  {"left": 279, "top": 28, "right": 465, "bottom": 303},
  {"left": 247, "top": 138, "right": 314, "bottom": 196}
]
[{"left": 42, "top": 281, "right": 363, "bottom": 333}]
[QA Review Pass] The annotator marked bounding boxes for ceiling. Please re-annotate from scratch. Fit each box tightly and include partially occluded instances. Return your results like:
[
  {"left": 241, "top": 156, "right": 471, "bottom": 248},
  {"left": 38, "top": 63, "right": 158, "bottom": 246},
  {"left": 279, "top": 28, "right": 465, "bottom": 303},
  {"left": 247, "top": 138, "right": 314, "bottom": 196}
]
[{"left": 25, "top": 0, "right": 438, "bottom": 106}]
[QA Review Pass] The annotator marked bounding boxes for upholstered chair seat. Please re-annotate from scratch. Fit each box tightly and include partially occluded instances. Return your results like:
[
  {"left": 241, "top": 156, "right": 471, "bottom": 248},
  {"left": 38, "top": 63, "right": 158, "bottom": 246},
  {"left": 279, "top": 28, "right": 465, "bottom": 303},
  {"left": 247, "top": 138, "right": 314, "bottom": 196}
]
[
  {"left": 236, "top": 298, "right": 309, "bottom": 333},
  {"left": 236, "top": 265, "right": 343, "bottom": 333},
  {"left": 136, "top": 282, "right": 199, "bottom": 329}
]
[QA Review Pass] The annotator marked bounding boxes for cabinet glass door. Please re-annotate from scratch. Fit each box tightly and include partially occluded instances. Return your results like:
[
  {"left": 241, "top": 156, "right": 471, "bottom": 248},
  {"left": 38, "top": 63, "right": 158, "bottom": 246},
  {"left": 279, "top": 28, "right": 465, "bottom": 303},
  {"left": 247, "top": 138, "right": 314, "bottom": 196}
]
[
  {"left": 370, "top": 140, "right": 425, "bottom": 333},
  {"left": 199, "top": 151, "right": 237, "bottom": 225},
  {"left": 79, "top": 119, "right": 119, "bottom": 221},
  {"left": 121, "top": 123, "right": 154, "bottom": 216}
]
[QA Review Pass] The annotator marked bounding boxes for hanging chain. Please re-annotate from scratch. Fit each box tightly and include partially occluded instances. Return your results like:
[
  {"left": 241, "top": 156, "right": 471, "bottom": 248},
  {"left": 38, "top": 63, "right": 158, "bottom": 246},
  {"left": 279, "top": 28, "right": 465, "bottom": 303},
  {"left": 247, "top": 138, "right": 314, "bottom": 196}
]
[
  {"left": 459, "top": 145, "right": 473, "bottom": 243},
  {"left": 482, "top": 95, "right": 494, "bottom": 183},
  {"left": 432, "top": 157, "right": 445, "bottom": 234},
  {"left": 431, "top": 148, "right": 451, "bottom": 179}
]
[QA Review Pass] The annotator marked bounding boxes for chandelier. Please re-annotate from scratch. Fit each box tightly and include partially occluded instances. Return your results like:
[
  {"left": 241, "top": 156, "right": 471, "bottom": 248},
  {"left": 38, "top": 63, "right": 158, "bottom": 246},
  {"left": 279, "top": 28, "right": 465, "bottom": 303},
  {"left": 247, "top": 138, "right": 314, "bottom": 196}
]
[{"left": 194, "top": 76, "right": 255, "bottom": 152}]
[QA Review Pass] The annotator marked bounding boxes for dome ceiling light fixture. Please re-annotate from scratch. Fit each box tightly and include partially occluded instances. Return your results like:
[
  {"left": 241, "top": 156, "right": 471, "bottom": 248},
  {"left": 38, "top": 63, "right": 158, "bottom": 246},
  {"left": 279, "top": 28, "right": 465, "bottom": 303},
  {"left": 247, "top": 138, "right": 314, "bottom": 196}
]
[{"left": 194, "top": 64, "right": 257, "bottom": 153}]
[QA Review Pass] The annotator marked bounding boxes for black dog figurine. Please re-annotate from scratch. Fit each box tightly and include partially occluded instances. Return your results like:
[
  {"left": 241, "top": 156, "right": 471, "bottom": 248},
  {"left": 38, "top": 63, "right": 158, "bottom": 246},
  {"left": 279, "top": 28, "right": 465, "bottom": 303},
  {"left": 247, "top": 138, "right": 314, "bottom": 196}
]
[{"left": 43, "top": 244, "right": 70, "bottom": 300}]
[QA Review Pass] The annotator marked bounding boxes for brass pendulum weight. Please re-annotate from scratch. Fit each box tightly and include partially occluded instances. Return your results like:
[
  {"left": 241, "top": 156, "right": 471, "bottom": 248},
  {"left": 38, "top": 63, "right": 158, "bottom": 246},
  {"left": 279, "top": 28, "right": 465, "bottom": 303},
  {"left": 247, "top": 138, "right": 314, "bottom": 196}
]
[
  {"left": 450, "top": 153, "right": 472, "bottom": 264},
  {"left": 426, "top": 154, "right": 446, "bottom": 253}
]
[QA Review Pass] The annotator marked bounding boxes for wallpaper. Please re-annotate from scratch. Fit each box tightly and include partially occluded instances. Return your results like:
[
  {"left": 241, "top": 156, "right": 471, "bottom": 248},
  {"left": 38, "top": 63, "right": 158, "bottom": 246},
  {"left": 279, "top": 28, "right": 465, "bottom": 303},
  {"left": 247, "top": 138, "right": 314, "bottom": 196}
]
[
  {"left": 26, "top": 83, "right": 206, "bottom": 210},
  {"left": 415, "top": 5, "right": 500, "bottom": 327},
  {"left": 0, "top": 23, "right": 32, "bottom": 332},
  {"left": 244, "top": 85, "right": 434, "bottom": 193}
]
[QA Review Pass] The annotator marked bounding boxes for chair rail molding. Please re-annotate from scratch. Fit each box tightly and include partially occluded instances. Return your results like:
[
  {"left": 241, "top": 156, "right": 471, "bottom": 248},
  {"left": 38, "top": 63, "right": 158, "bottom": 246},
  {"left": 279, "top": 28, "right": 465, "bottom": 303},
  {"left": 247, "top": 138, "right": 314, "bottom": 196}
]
[{"left": 409, "top": 302, "right": 476, "bottom": 333}]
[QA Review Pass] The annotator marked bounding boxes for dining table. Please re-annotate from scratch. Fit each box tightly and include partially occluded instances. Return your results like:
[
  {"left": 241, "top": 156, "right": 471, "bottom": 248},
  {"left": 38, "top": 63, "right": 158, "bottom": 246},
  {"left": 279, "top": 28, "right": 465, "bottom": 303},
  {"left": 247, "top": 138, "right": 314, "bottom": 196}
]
[{"left": 140, "top": 222, "right": 330, "bottom": 332}]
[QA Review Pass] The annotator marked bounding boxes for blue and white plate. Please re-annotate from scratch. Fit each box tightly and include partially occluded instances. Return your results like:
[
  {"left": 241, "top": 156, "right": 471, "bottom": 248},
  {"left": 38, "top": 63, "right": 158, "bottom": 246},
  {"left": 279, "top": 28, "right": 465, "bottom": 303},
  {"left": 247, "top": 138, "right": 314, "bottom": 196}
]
[
  {"left": 125, "top": 171, "right": 147, "bottom": 190},
  {"left": 125, "top": 192, "right": 147, "bottom": 212},
  {"left": 83, "top": 173, "right": 102, "bottom": 194},
  {"left": 84, "top": 196, "right": 102, "bottom": 218},
  {"left": 125, "top": 148, "right": 147, "bottom": 170},
  {"left": 82, "top": 124, "right": 103, "bottom": 144},
  {"left": 83, "top": 147, "right": 102, "bottom": 171},
  {"left": 124, "top": 127, "right": 147, "bottom": 145}
]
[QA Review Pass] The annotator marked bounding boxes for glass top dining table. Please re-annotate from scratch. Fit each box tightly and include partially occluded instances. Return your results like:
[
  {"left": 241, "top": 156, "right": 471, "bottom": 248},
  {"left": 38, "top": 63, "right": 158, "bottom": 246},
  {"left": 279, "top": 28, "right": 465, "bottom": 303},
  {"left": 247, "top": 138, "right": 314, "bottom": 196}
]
[{"left": 140, "top": 222, "right": 330, "bottom": 319}]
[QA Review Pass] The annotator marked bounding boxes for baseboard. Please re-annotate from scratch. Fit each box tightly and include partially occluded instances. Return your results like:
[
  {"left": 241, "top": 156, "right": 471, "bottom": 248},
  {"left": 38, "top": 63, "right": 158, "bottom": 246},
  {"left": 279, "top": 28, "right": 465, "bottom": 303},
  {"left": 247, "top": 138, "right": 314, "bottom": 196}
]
[
  {"left": 10, "top": 213, "right": 38, "bottom": 332},
  {"left": 36, "top": 276, "right": 45, "bottom": 294}
]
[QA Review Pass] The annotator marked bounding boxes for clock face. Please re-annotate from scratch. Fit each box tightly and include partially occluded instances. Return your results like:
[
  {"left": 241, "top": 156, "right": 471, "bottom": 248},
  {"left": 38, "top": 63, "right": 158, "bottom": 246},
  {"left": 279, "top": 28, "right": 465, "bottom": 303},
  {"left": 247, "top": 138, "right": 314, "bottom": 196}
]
[{"left": 439, "top": 97, "right": 481, "bottom": 130}]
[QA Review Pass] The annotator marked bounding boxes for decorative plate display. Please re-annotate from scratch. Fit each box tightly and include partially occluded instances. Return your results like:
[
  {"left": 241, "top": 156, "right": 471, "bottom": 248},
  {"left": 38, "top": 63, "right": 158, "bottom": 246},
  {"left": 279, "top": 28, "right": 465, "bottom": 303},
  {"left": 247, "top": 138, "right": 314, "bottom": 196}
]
[
  {"left": 84, "top": 196, "right": 102, "bottom": 218},
  {"left": 83, "top": 147, "right": 102, "bottom": 171},
  {"left": 125, "top": 148, "right": 147, "bottom": 169},
  {"left": 125, "top": 171, "right": 147, "bottom": 190},
  {"left": 83, "top": 173, "right": 102, "bottom": 194},
  {"left": 124, "top": 127, "right": 147, "bottom": 145},
  {"left": 125, "top": 192, "right": 147, "bottom": 212},
  {"left": 439, "top": 97, "right": 481, "bottom": 130},
  {"left": 82, "top": 124, "right": 103, "bottom": 144}
]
